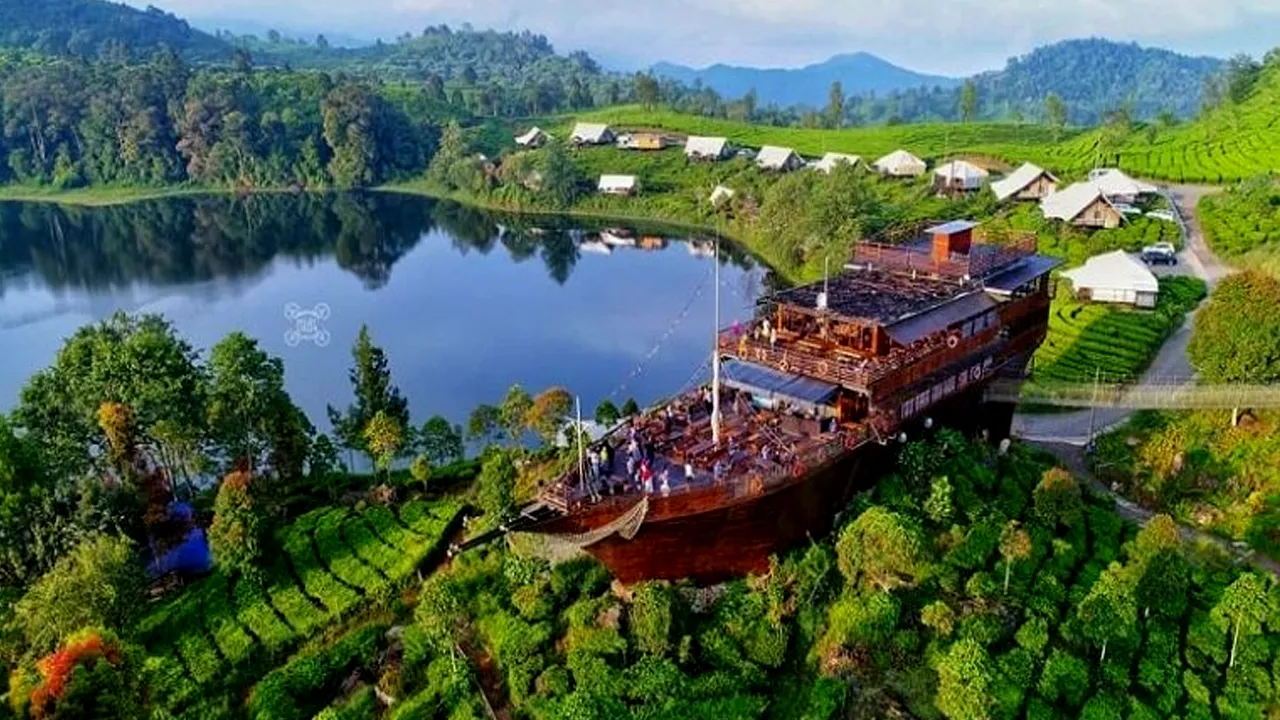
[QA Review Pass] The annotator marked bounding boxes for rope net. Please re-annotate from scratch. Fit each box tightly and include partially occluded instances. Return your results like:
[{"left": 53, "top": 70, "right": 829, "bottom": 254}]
[{"left": 509, "top": 497, "right": 649, "bottom": 564}]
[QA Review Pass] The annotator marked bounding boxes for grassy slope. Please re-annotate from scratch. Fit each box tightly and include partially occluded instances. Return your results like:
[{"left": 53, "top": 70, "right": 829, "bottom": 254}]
[{"left": 562, "top": 61, "right": 1280, "bottom": 183}]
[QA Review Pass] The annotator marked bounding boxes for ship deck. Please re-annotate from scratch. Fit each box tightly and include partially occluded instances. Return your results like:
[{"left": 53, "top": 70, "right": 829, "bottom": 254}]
[{"left": 544, "top": 384, "right": 883, "bottom": 512}]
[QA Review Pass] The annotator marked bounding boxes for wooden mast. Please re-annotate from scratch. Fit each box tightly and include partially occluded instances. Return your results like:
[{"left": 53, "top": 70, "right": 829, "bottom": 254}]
[{"left": 712, "top": 234, "right": 722, "bottom": 446}]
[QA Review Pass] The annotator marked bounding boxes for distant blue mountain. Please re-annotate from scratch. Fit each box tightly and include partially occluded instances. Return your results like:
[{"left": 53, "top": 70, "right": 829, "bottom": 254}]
[{"left": 651, "top": 52, "right": 962, "bottom": 108}]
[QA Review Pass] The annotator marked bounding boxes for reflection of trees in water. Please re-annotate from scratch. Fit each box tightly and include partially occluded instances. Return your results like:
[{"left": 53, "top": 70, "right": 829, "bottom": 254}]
[{"left": 0, "top": 193, "right": 764, "bottom": 296}]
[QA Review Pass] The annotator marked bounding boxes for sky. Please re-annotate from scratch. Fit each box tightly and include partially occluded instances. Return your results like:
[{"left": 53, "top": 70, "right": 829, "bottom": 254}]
[{"left": 128, "top": 0, "right": 1280, "bottom": 76}]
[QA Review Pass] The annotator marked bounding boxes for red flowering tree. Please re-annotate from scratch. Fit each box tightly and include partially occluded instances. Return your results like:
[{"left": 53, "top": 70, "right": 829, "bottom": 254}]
[
  {"left": 209, "top": 470, "right": 267, "bottom": 583},
  {"left": 11, "top": 629, "right": 140, "bottom": 720}
]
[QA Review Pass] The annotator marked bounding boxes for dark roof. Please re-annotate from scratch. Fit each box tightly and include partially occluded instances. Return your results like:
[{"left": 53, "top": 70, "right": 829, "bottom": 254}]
[
  {"left": 926, "top": 220, "right": 979, "bottom": 235},
  {"left": 721, "top": 359, "right": 839, "bottom": 407},
  {"left": 885, "top": 292, "right": 1000, "bottom": 345},
  {"left": 984, "top": 255, "right": 1064, "bottom": 293},
  {"left": 770, "top": 269, "right": 969, "bottom": 325}
]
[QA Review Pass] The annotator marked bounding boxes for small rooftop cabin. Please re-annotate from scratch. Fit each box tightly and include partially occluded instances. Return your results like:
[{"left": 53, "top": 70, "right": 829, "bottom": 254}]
[{"left": 721, "top": 220, "right": 1060, "bottom": 413}]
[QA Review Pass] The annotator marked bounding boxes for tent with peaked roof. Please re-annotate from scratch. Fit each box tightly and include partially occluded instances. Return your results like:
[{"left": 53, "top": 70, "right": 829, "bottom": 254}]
[
  {"left": 933, "top": 160, "right": 990, "bottom": 191},
  {"left": 598, "top": 174, "right": 638, "bottom": 195},
  {"left": 814, "top": 152, "right": 861, "bottom": 173},
  {"left": 571, "top": 123, "right": 615, "bottom": 145},
  {"left": 1060, "top": 250, "right": 1160, "bottom": 308},
  {"left": 515, "top": 127, "right": 550, "bottom": 148},
  {"left": 1040, "top": 182, "right": 1124, "bottom": 229},
  {"left": 1088, "top": 168, "right": 1158, "bottom": 203},
  {"left": 756, "top": 146, "right": 804, "bottom": 172},
  {"left": 991, "top": 162, "right": 1058, "bottom": 202},
  {"left": 874, "top": 149, "right": 927, "bottom": 177},
  {"left": 685, "top": 136, "right": 730, "bottom": 161}
]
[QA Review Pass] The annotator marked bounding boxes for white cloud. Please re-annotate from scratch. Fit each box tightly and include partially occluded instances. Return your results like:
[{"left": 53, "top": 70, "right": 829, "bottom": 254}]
[{"left": 137, "top": 0, "right": 1280, "bottom": 74}]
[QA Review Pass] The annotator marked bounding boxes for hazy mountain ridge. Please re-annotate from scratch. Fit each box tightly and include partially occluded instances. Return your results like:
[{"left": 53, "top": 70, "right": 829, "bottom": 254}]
[{"left": 651, "top": 52, "right": 962, "bottom": 106}]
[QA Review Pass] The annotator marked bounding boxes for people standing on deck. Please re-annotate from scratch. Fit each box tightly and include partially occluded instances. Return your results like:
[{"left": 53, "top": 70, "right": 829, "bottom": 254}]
[
  {"left": 599, "top": 445, "right": 612, "bottom": 476},
  {"left": 589, "top": 451, "right": 600, "bottom": 483},
  {"left": 769, "top": 326, "right": 778, "bottom": 348},
  {"left": 640, "top": 460, "right": 654, "bottom": 494},
  {"left": 684, "top": 462, "right": 695, "bottom": 484},
  {"left": 714, "top": 459, "right": 726, "bottom": 484},
  {"left": 659, "top": 468, "right": 671, "bottom": 496},
  {"left": 625, "top": 455, "right": 636, "bottom": 491}
]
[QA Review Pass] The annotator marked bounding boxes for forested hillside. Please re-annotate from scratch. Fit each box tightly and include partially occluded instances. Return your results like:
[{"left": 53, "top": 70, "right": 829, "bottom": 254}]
[
  {"left": 0, "top": 50, "right": 447, "bottom": 189},
  {"left": 0, "top": 0, "right": 228, "bottom": 60}
]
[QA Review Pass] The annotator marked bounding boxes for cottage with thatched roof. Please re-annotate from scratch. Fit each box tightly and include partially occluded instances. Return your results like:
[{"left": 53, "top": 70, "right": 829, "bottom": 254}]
[{"left": 991, "top": 163, "right": 1058, "bottom": 202}]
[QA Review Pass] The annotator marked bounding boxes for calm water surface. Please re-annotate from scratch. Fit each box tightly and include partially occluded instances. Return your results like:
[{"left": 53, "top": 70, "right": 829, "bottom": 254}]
[{"left": 0, "top": 193, "right": 764, "bottom": 430}]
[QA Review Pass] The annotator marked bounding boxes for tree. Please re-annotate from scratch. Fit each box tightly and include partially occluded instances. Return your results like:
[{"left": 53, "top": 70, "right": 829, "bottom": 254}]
[
  {"left": 1224, "top": 54, "right": 1262, "bottom": 105},
  {"left": 423, "top": 73, "right": 445, "bottom": 101},
  {"left": 835, "top": 506, "right": 932, "bottom": 593},
  {"left": 1033, "top": 467, "right": 1083, "bottom": 528},
  {"left": 418, "top": 415, "right": 464, "bottom": 466},
  {"left": 999, "top": 520, "right": 1032, "bottom": 593},
  {"left": 540, "top": 140, "right": 583, "bottom": 207},
  {"left": 960, "top": 80, "right": 978, "bottom": 123},
  {"left": 526, "top": 387, "right": 574, "bottom": 446},
  {"left": 743, "top": 88, "right": 757, "bottom": 121},
  {"left": 315, "top": 34, "right": 330, "bottom": 49},
  {"left": 467, "top": 404, "right": 502, "bottom": 445},
  {"left": 634, "top": 73, "right": 660, "bottom": 109},
  {"left": 15, "top": 535, "right": 144, "bottom": 654},
  {"left": 924, "top": 475, "right": 954, "bottom": 524},
  {"left": 409, "top": 455, "right": 432, "bottom": 489},
  {"left": 629, "top": 581, "right": 674, "bottom": 655},
  {"left": 621, "top": 398, "right": 640, "bottom": 418},
  {"left": 207, "top": 332, "right": 309, "bottom": 478},
  {"left": 1129, "top": 515, "right": 1189, "bottom": 619},
  {"left": 825, "top": 81, "right": 844, "bottom": 128},
  {"left": 1189, "top": 272, "right": 1280, "bottom": 422},
  {"left": 921, "top": 600, "right": 956, "bottom": 637},
  {"left": 327, "top": 324, "right": 409, "bottom": 464},
  {"left": 323, "top": 84, "right": 379, "bottom": 188},
  {"left": 1213, "top": 572, "right": 1271, "bottom": 668},
  {"left": 14, "top": 628, "right": 143, "bottom": 720},
  {"left": 363, "top": 410, "right": 405, "bottom": 475},
  {"left": 1077, "top": 562, "right": 1138, "bottom": 661},
  {"left": 476, "top": 450, "right": 517, "bottom": 520},
  {"left": 231, "top": 48, "right": 253, "bottom": 73},
  {"left": 498, "top": 385, "right": 534, "bottom": 445},
  {"left": 208, "top": 470, "right": 267, "bottom": 583},
  {"left": 594, "top": 400, "right": 621, "bottom": 428},
  {"left": 427, "top": 120, "right": 468, "bottom": 188},
  {"left": 936, "top": 639, "right": 994, "bottom": 720},
  {"left": 1045, "top": 92, "right": 1068, "bottom": 137}
]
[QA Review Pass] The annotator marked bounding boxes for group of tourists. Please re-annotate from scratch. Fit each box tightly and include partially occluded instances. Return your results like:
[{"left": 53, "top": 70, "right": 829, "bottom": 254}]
[{"left": 583, "top": 423, "right": 676, "bottom": 500}]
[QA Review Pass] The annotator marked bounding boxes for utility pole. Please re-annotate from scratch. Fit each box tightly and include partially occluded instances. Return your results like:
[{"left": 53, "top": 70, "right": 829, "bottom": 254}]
[{"left": 1085, "top": 366, "right": 1101, "bottom": 450}]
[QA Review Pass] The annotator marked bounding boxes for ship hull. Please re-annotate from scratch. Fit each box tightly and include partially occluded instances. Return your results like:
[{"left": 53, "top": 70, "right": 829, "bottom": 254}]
[{"left": 534, "top": 384, "right": 1016, "bottom": 584}]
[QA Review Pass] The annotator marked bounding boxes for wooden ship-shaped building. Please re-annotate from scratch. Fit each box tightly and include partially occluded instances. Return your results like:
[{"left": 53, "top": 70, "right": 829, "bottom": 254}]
[{"left": 518, "top": 221, "right": 1061, "bottom": 582}]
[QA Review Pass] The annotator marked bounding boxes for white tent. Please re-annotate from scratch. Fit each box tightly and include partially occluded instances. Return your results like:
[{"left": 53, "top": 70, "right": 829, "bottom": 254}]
[
  {"left": 1060, "top": 250, "right": 1160, "bottom": 308},
  {"left": 933, "top": 160, "right": 989, "bottom": 190},
  {"left": 571, "top": 123, "right": 615, "bottom": 145},
  {"left": 814, "top": 152, "right": 861, "bottom": 173},
  {"left": 685, "top": 136, "right": 730, "bottom": 160},
  {"left": 991, "top": 162, "right": 1058, "bottom": 202},
  {"left": 709, "top": 185, "right": 736, "bottom": 205},
  {"left": 1088, "top": 168, "right": 1158, "bottom": 202},
  {"left": 514, "top": 127, "right": 549, "bottom": 147},
  {"left": 756, "top": 145, "right": 803, "bottom": 171},
  {"left": 1040, "top": 182, "right": 1122, "bottom": 228},
  {"left": 598, "top": 174, "right": 638, "bottom": 195},
  {"left": 874, "top": 149, "right": 927, "bottom": 177}
]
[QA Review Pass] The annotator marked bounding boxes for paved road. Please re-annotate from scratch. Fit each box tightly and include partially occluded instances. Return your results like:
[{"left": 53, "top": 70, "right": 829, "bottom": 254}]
[
  {"left": 1032, "top": 441, "right": 1280, "bottom": 578},
  {"left": 1011, "top": 182, "right": 1231, "bottom": 445}
]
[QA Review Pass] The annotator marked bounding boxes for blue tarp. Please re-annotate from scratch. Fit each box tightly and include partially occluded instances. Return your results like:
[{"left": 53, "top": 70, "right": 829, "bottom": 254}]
[
  {"left": 721, "top": 359, "right": 839, "bottom": 409},
  {"left": 146, "top": 501, "right": 213, "bottom": 578}
]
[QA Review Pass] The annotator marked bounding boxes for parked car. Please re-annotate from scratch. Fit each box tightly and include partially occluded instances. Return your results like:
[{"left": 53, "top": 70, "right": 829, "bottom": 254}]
[
  {"left": 1113, "top": 203, "right": 1143, "bottom": 216},
  {"left": 1147, "top": 209, "right": 1177, "bottom": 222},
  {"left": 1141, "top": 243, "right": 1177, "bottom": 265}
]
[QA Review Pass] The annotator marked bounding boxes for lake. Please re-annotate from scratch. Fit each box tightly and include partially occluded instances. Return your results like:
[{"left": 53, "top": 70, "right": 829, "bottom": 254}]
[{"left": 0, "top": 192, "right": 765, "bottom": 432}]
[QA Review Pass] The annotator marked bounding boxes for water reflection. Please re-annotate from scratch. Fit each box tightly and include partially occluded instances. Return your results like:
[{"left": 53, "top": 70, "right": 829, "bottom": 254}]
[
  {"left": 0, "top": 192, "right": 764, "bottom": 428},
  {"left": 0, "top": 193, "right": 755, "bottom": 295}
]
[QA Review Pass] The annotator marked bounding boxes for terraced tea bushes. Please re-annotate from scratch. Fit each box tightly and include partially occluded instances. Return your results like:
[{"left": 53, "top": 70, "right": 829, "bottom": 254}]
[
  {"left": 1199, "top": 175, "right": 1280, "bottom": 273},
  {"left": 1033, "top": 277, "right": 1206, "bottom": 384},
  {"left": 140, "top": 498, "right": 463, "bottom": 719}
]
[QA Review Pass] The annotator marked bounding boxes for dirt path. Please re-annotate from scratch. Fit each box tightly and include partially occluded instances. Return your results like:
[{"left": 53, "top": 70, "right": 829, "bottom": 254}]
[{"left": 1030, "top": 441, "right": 1280, "bottom": 578}]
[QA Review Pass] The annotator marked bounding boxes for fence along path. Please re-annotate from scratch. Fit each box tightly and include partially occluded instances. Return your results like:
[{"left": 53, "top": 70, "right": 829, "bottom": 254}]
[{"left": 988, "top": 377, "right": 1280, "bottom": 409}]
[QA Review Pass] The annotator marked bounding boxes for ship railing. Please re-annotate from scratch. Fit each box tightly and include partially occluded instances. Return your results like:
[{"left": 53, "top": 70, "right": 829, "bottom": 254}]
[{"left": 543, "top": 424, "right": 876, "bottom": 514}]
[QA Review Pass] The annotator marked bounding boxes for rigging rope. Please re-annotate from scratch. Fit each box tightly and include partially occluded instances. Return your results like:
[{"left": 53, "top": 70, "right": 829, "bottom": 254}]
[{"left": 508, "top": 497, "right": 650, "bottom": 564}]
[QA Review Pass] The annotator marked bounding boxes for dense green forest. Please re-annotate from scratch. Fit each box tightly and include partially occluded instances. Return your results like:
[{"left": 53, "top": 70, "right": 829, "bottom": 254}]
[{"left": 0, "top": 0, "right": 228, "bottom": 61}]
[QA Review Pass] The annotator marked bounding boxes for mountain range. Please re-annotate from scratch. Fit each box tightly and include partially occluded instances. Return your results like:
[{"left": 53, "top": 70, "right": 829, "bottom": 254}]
[
  {"left": 653, "top": 39, "right": 1224, "bottom": 122},
  {"left": 651, "top": 53, "right": 961, "bottom": 107}
]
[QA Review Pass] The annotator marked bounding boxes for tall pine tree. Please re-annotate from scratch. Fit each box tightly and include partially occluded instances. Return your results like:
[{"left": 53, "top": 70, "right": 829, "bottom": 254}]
[{"left": 327, "top": 325, "right": 410, "bottom": 464}]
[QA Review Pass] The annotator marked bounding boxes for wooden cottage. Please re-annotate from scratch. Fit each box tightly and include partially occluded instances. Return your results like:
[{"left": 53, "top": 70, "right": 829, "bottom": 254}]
[
  {"left": 991, "top": 162, "right": 1058, "bottom": 202},
  {"left": 1040, "top": 182, "right": 1123, "bottom": 229}
]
